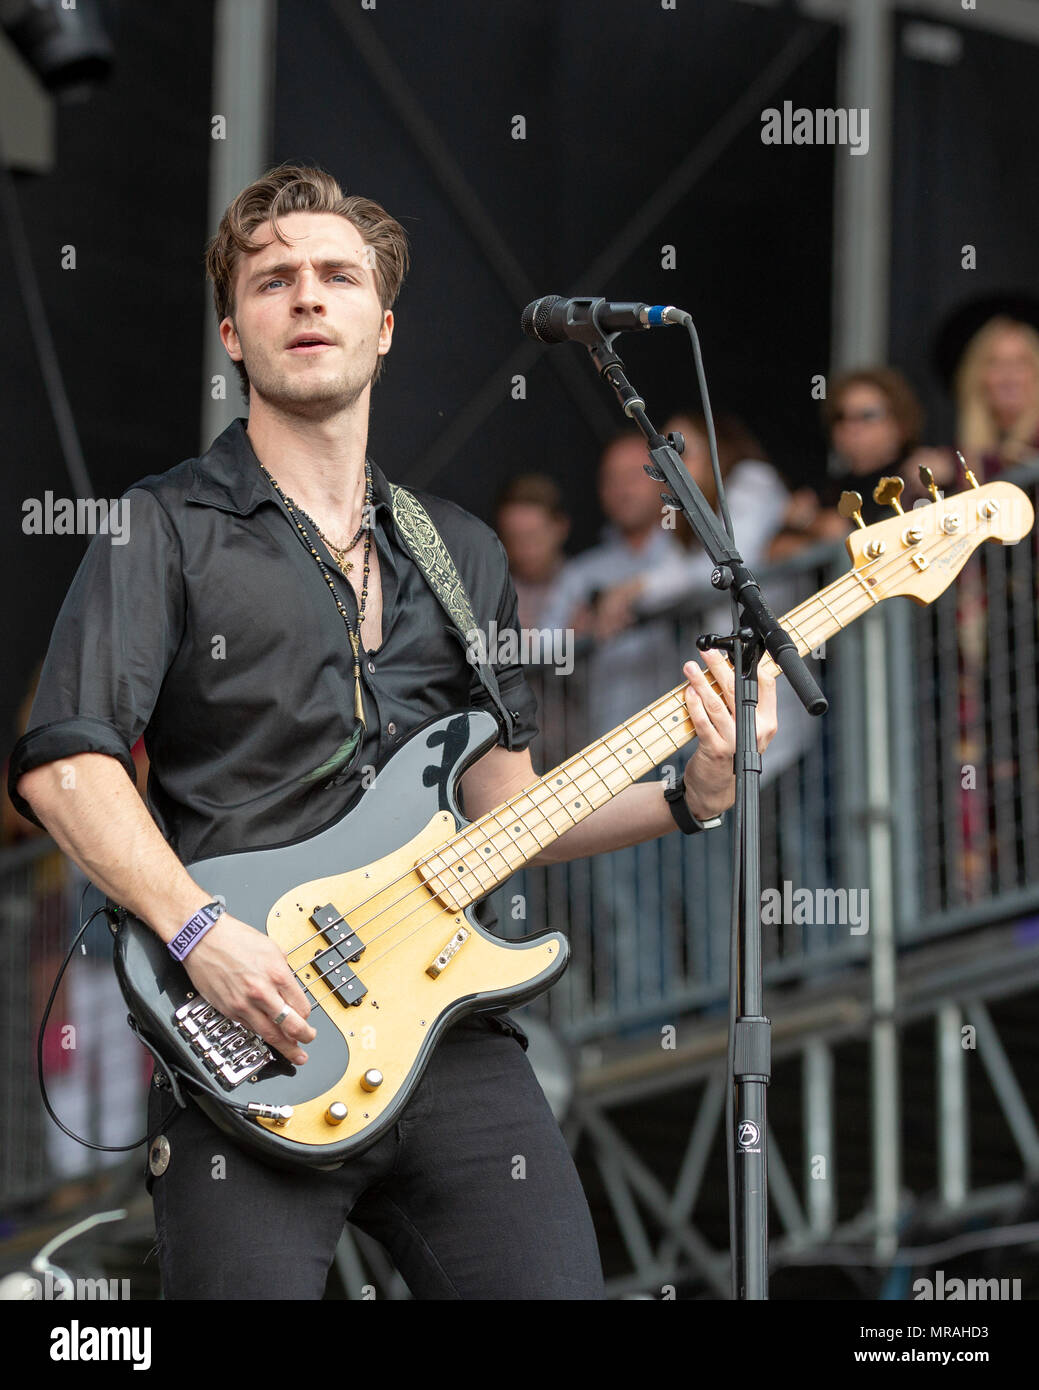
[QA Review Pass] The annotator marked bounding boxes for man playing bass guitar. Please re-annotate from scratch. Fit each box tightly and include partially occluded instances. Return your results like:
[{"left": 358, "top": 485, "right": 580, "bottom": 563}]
[{"left": 9, "top": 164, "right": 778, "bottom": 1301}]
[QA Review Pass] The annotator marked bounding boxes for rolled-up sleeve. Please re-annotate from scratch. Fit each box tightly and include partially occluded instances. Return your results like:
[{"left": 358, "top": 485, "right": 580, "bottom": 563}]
[
  {"left": 469, "top": 535, "right": 539, "bottom": 751},
  {"left": 7, "top": 487, "right": 185, "bottom": 826}
]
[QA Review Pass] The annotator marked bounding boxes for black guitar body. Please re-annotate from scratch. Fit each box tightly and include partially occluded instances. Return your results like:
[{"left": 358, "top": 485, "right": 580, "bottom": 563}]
[{"left": 113, "top": 709, "right": 569, "bottom": 1169}]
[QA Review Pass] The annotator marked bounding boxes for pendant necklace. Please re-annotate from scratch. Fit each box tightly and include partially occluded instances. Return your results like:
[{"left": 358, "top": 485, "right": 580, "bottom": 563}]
[{"left": 259, "top": 459, "right": 373, "bottom": 728}]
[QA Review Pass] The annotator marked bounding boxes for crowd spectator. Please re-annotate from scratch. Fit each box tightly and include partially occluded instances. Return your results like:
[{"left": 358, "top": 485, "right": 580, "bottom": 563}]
[
  {"left": 493, "top": 474, "right": 571, "bottom": 631},
  {"left": 590, "top": 411, "right": 789, "bottom": 637},
  {"left": 947, "top": 315, "right": 1039, "bottom": 896},
  {"left": 955, "top": 315, "right": 1039, "bottom": 477},
  {"left": 538, "top": 427, "right": 687, "bottom": 742},
  {"left": 768, "top": 366, "right": 942, "bottom": 559}
]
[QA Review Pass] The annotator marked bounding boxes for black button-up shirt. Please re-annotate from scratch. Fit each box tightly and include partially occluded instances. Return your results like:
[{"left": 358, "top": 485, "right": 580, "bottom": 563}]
[{"left": 8, "top": 419, "right": 538, "bottom": 868}]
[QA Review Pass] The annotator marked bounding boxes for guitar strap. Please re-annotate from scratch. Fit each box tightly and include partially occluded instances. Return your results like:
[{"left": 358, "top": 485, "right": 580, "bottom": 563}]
[{"left": 389, "top": 483, "right": 515, "bottom": 749}]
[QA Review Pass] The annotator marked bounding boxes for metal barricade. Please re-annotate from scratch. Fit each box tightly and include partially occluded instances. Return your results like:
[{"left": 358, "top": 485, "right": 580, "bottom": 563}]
[
  {"left": 503, "top": 543, "right": 858, "bottom": 1041},
  {"left": 910, "top": 462, "right": 1039, "bottom": 935}
]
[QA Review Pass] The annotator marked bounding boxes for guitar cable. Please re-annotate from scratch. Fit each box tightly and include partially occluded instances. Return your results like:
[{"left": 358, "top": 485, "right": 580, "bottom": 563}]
[
  {"left": 36, "top": 886, "right": 265, "bottom": 1156},
  {"left": 36, "top": 892, "right": 156, "bottom": 1154}
]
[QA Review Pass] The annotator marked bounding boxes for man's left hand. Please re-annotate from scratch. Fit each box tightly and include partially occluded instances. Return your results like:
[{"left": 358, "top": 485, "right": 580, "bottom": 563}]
[{"left": 680, "top": 648, "right": 779, "bottom": 820}]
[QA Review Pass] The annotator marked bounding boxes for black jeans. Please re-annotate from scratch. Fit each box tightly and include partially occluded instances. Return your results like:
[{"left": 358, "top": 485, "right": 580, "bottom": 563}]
[{"left": 146, "top": 1014, "right": 605, "bottom": 1300}]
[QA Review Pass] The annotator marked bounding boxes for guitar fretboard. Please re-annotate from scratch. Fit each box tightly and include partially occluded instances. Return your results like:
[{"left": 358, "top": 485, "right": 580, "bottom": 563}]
[{"left": 416, "top": 563, "right": 880, "bottom": 910}]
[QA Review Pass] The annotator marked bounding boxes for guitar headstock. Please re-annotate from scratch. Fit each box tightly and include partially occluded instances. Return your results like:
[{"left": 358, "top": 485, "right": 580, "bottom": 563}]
[{"left": 843, "top": 480, "right": 1034, "bottom": 604}]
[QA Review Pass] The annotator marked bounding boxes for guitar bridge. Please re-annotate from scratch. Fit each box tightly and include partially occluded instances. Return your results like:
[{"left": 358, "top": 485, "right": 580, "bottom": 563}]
[{"left": 173, "top": 999, "right": 273, "bottom": 1088}]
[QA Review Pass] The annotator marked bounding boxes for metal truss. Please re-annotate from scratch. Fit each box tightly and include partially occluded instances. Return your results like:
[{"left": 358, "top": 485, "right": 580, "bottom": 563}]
[{"left": 565, "top": 921, "right": 1039, "bottom": 1298}]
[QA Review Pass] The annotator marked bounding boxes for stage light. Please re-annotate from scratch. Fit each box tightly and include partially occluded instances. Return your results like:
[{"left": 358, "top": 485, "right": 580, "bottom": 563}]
[{"left": 0, "top": 0, "right": 112, "bottom": 93}]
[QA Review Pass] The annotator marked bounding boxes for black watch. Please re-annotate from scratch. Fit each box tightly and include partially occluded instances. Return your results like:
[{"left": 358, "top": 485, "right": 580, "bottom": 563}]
[{"left": 663, "top": 780, "right": 725, "bottom": 835}]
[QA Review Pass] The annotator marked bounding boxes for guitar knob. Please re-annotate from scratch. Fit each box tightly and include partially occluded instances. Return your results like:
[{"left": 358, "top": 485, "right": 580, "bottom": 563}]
[
  {"left": 361, "top": 1069, "right": 384, "bottom": 1092},
  {"left": 324, "top": 1102, "right": 348, "bottom": 1125},
  {"left": 873, "top": 476, "right": 905, "bottom": 515}
]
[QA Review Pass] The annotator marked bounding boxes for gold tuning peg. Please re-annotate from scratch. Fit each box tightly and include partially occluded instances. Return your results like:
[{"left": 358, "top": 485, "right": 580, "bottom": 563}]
[
  {"left": 873, "top": 476, "right": 905, "bottom": 515},
  {"left": 918, "top": 465, "right": 940, "bottom": 503},
  {"left": 955, "top": 449, "right": 980, "bottom": 489},
  {"left": 838, "top": 490, "right": 865, "bottom": 530}
]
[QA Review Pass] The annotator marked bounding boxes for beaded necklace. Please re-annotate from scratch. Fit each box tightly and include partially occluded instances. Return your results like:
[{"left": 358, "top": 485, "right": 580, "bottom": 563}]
[
  {"left": 292, "top": 498, "right": 369, "bottom": 574},
  {"left": 259, "top": 459, "right": 373, "bottom": 730}
]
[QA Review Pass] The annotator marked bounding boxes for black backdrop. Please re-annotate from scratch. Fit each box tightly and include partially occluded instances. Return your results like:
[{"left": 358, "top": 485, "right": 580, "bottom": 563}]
[
  {"left": 1, "top": 1, "right": 214, "bottom": 748},
  {"left": 890, "top": 8, "right": 1039, "bottom": 442},
  {"left": 275, "top": 0, "right": 838, "bottom": 531}
]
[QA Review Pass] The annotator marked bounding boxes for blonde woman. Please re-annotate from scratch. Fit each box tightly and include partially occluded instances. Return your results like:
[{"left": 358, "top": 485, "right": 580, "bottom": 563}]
[
  {"left": 956, "top": 315, "right": 1039, "bottom": 476},
  {"left": 947, "top": 315, "right": 1039, "bottom": 898}
]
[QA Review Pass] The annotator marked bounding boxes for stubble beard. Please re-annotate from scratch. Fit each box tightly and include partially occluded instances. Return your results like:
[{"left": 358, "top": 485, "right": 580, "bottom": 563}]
[{"left": 241, "top": 331, "right": 380, "bottom": 422}]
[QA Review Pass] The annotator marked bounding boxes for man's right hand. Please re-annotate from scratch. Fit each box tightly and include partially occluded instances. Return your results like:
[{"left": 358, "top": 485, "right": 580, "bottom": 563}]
[
  {"left": 15, "top": 755, "right": 318, "bottom": 1069},
  {"left": 181, "top": 915, "right": 317, "bottom": 1065}
]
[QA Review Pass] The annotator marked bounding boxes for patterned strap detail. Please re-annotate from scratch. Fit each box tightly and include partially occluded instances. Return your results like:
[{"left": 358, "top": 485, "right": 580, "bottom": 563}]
[
  {"left": 390, "top": 484, "right": 479, "bottom": 637},
  {"left": 390, "top": 483, "right": 514, "bottom": 747}
]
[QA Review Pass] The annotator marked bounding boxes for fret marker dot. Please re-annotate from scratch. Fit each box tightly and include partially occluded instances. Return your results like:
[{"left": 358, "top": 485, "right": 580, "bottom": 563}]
[{"left": 574, "top": 801, "right": 581, "bottom": 809}]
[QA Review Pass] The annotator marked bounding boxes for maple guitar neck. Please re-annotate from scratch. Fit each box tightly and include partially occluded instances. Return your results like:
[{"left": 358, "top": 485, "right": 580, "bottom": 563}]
[{"left": 416, "top": 564, "right": 875, "bottom": 914}]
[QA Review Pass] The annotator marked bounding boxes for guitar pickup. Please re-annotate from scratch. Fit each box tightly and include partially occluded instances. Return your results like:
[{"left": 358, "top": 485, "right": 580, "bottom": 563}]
[
  {"left": 311, "top": 903, "right": 365, "bottom": 962},
  {"left": 312, "top": 945, "right": 367, "bottom": 1007}
]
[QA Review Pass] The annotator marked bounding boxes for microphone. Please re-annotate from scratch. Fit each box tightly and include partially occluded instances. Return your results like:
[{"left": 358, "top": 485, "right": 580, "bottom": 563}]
[{"left": 521, "top": 295, "right": 683, "bottom": 345}]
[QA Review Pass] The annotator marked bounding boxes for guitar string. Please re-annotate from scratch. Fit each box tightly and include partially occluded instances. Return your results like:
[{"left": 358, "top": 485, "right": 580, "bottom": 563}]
[
  {"left": 282, "top": 515, "right": 996, "bottom": 996},
  {"left": 275, "top": 519, "right": 981, "bottom": 1009},
  {"left": 290, "top": 537, "right": 958, "bottom": 1006}
]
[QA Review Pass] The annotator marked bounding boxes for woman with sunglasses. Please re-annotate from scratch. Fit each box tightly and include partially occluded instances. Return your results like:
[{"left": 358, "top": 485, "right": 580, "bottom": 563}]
[{"left": 769, "top": 366, "right": 943, "bottom": 557}]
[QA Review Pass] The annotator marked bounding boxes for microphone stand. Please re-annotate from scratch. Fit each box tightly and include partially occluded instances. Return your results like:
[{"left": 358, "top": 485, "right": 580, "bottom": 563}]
[{"left": 572, "top": 310, "right": 826, "bottom": 1299}]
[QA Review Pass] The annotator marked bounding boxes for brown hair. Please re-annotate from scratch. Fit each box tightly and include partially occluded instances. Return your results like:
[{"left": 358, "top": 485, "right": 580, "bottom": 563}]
[
  {"left": 204, "top": 163, "right": 410, "bottom": 395},
  {"left": 495, "top": 473, "right": 567, "bottom": 520},
  {"left": 822, "top": 367, "right": 924, "bottom": 450}
]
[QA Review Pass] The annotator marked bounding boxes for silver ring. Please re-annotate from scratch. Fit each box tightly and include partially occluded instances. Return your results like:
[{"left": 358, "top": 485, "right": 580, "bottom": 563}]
[{"left": 272, "top": 1007, "right": 290, "bottom": 1028}]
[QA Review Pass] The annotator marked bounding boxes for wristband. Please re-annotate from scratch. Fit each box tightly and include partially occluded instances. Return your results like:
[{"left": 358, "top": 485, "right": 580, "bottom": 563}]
[
  {"left": 663, "top": 781, "right": 725, "bottom": 835},
  {"left": 168, "top": 901, "right": 226, "bottom": 961}
]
